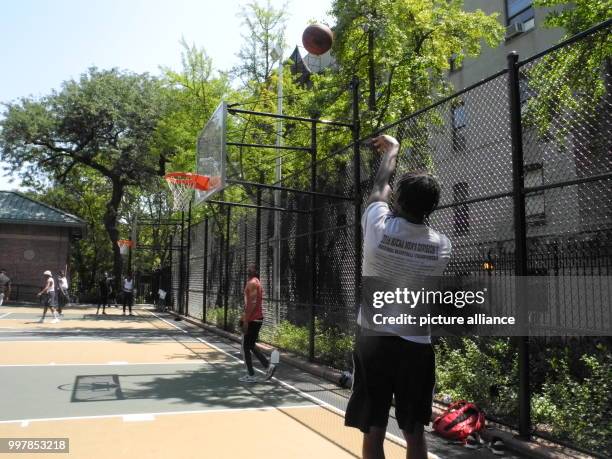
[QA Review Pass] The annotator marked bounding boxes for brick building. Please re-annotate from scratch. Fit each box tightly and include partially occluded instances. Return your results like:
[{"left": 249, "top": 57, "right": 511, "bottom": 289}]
[{"left": 0, "top": 192, "right": 86, "bottom": 302}]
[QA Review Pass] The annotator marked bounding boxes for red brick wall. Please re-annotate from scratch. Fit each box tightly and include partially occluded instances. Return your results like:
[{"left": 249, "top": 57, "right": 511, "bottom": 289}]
[{"left": 0, "top": 223, "right": 71, "bottom": 300}]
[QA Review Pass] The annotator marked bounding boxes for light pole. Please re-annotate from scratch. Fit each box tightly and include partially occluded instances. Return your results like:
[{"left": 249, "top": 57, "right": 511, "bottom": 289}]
[{"left": 271, "top": 43, "right": 283, "bottom": 318}]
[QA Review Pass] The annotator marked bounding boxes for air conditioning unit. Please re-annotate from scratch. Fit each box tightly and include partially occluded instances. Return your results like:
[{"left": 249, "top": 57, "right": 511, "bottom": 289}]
[{"left": 505, "top": 22, "right": 524, "bottom": 39}]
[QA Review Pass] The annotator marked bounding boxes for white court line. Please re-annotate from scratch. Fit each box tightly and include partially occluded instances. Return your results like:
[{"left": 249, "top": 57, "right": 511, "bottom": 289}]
[
  {"left": 0, "top": 404, "right": 318, "bottom": 425},
  {"left": 147, "top": 311, "right": 442, "bottom": 458},
  {"left": 0, "top": 361, "right": 206, "bottom": 368},
  {"left": 0, "top": 313, "right": 12, "bottom": 319}
]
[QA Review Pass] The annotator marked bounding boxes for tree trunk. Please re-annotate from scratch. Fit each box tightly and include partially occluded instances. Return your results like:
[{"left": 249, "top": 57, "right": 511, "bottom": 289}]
[{"left": 103, "top": 178, "right": 124, "bottom": 293}]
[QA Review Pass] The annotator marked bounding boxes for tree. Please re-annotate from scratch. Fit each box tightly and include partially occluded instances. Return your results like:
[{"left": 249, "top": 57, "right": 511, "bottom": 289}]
[
  {"left": 323, "top": 0, "right": 504, "bottom": 130},
  {"left": 525, "top": 1, "right": 611, "bottom": 133},
  {"left": 0, "top": 68, "right": 167, "bottom": 288},
  {"left": 232, "top": 0, "right": 287, "bottom": 90},
  {"left": 26, "top": 168, "right": 114, "bottom": 293}
]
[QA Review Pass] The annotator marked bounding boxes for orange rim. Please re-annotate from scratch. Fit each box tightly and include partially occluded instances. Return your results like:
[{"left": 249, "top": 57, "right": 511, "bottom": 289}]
[
  {"left": 117, "top": 239, "right": 134, "bottom": 248},
  {"left": 164, "top": 172, "right": 210, "bottom": 191}
]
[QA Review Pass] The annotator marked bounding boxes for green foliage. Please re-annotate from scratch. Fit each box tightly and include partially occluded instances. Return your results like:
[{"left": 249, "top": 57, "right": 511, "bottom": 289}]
[
  {"left": 325, "top": 0, "right": 504, "bottom": 131},
  {"left": 269, "top": 319, "right": 354, "bottom": 369},
  {"left": 435, "top": 338, "right": 518, "bottom": 418},
  {"left": 523, "top": 2, "right": 611, "bottom": 136},
  {"left": 532, "top": 346, "right": 612, "bottom": 455},
  {"left": 0, "top": 67, "right": 169, "bottom": 287}
]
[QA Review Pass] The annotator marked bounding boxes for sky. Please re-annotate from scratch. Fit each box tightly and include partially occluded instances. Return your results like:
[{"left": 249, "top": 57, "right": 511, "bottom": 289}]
[{"left": 0, "top": 0, "right": 333, "bottom": 190}]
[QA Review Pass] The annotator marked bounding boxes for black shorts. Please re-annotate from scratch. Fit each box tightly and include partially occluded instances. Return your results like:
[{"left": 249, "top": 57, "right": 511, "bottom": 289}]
[{"left": 344, "top": 333, "right": 435, "bottom": 434}]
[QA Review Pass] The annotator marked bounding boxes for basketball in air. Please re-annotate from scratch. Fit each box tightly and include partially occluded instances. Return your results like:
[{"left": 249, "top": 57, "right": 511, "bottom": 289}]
[{"left": 302, "top": 24, "right": 334, "bottom": 55}]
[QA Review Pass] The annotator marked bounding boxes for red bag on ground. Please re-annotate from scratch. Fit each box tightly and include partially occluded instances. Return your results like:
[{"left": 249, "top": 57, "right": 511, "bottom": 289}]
[{"left": 432, "top": 400, "right": 486, "bottom": 442}]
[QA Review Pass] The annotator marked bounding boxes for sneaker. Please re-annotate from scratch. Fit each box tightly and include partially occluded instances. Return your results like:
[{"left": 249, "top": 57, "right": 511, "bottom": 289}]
[
  {"left": 38, "top": 318, "right": 45, "bottom": 323},
  {"left": 238, "top": 374, "right": 258, "bottom": 383},
  {"left": 465, "top": 433, "right": 482, "bottom": 449},
  {"left": 264, "top": 363, "right": 277, "bottom": 381},
  {"left": 51, "top": 318, "right": 59, "bottom": 324},
  {"left": 489, "top": 438, "right": 505, "bottom": 456}
]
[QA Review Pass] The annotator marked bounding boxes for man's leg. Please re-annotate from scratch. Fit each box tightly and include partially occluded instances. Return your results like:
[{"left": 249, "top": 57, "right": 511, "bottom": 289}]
[
  {"left": 250, "top": 321, "right": 269, "bottom": 368},
  {"left": 403, "top": 425, "right": 427, "bottom": 459},
  {"left": 0, "top": 292, "right": 4, "bottom": 306},
  {"left": 242, "top": 326, "right": 256, "bottom": 376},
  {"left": 363, "top": 427, "right": 386, "bottom": 459},
  {"left": 122, "top": 293, "right": 127, "bottom": 315},
  {"left": 128, "top": 293, "right": 133, "bottom": 315}
]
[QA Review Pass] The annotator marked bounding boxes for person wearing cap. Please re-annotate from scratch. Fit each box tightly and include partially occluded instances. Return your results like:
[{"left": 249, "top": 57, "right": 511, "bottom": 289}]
[{"left": 37, "top": 270, "right": 59, "bottom": 323}]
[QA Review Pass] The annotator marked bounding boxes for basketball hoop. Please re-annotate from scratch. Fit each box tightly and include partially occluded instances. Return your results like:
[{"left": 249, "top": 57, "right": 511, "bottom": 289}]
[
  {"left": 118, "top": 239, "right": 134, "bottom": 256},
  {"left": 164, "top": 172, "right": 210, "bottom": 212}
]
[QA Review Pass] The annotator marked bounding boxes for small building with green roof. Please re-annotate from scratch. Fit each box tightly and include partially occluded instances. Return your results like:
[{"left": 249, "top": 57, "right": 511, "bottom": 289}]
[{"left": 0, "top": 191, "right": 86, "bottom": 302}]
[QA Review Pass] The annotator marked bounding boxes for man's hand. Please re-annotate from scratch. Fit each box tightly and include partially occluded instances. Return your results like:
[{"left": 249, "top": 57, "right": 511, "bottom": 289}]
[
  {"left": 242, "top": 319, "right": 248, "bottom": 335},
  {"left": 371, "top": 135, "right": 400, "bottom": 155},
  {"left": 365, "top": 135, "right": 401, "bottom": 207}
]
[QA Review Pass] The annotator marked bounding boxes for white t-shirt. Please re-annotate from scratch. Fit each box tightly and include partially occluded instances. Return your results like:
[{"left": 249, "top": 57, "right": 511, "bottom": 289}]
[
  {"left": 123, "top": 279, "right": 134, "bottom": 293},
  {"left": 59, "top": 277, "right": 68, "bottom": 290},
  {"left": 47, "top": 277, "right": 55, "bottom": 293},
  {"left": 359, "top": 201, "right": 452, "bottom": 343}
]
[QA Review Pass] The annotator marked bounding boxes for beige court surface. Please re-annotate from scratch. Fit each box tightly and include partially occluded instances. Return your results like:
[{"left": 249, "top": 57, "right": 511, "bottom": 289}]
[
  {"left": 0, "top": 305, "right": 417, "bottom": 459},
  {"left": 0, "top": 408, "right": 408, "bottom": 459}
]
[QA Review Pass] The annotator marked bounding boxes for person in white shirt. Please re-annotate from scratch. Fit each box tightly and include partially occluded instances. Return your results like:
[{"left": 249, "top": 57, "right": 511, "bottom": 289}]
[
  {"left": 57, "top": 270, "right": 69, "bottom": 315},
  {"left": 37, "top": 270, "right": 60, "bottom": 323},
  {"left": 122, "top": 274, "right": 134, "bottom": 316},
  {"left": 0, "top": 269, "right": 11, "bottom": 306},
  {"left": 344, "top": 135, "right": 451, "bottom": 459}
]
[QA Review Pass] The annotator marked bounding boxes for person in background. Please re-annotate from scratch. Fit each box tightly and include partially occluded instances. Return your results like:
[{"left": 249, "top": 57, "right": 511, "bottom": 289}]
[
  {"left": 0, "top": 269, "right": 11, "bottom": 306},
  {"left": 37, "top": 270, "right": 60, "bottom": 323},
  {"left": 57, "top": 270, "right": 69, "bottom": 315},
  {"left": 122, "top": 273, "right": 134, "bottom": 316},
  {"left": 239, "top": 264, "right": 276, "bottom": 383},
  {"left": 96, "top": 272, "right": 111, "bottom": 315}
]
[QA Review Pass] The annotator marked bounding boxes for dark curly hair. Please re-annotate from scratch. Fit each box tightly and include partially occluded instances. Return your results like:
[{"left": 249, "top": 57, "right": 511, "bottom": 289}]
[{"left": 395, "top": 172, "right": 441, "bottom": 220}]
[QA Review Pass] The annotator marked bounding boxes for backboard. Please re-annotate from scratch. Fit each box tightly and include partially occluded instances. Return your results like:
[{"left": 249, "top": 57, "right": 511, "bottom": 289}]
[{"left": 195, "top": 101, "right": 227, "bottom": 204}]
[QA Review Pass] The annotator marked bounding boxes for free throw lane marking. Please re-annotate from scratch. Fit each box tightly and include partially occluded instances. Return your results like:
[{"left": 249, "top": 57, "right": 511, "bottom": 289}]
[{"left": 0, "top": 405, "right": 318, "bottom": 425}]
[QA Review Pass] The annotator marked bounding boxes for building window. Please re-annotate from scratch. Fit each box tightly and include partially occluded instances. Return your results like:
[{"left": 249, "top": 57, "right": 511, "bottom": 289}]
[
  {"left": 453, "top": 182, "right": 470, "bottom": 236},
  {"left": 506, "top": 0, "right": 535, "bottom": 26},
  {"left": 525, "top": 163, "right": 545, "bottom": 223},
  {"left": 451, "top": 100, "right": 467, "bottom": 151}
]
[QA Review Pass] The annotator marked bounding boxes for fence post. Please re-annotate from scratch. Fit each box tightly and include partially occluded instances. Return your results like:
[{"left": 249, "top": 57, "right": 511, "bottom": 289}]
[
  {"left": 256, "top": 172, "right": 263, "bottom": 274},
  {"left": 309, "top": 120, "right": 317, "bottom": 362},
  {"left": 224, "top": 205, "right": 231, "bottom": 331},
  {"left": 203, "top": 217, "right": 208, "bottom": 323},
  {"left": 351, "top": 77, "right": 362, "bottom": 315},
  {"left": 185, "top": 201, "right": 192, "bottom": 317},
  {"left": 508, "top": 51, "right": 531, "bottom": 440}
]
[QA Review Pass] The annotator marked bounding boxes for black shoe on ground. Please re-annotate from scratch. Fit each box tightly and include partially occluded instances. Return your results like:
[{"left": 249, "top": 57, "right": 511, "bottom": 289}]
[
  {"left": 465, "top": 433, "right": 482, "bottom": 449},
  {"left": 489, "top": 437, "right": 505, "bottom": 456}
]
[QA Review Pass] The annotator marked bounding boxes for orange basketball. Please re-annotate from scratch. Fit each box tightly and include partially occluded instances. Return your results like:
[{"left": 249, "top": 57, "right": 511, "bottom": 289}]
[{"left": 302, "top": 24, "right": 333, "bottom": 55}]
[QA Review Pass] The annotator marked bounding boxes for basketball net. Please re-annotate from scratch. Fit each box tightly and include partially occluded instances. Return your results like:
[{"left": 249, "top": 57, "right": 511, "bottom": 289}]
[
  {"left": 164, "top": 172, "right": 210, "bottom": 212},
  {"left": 118, "top": 239, "right": 133, "bottom": 256}
]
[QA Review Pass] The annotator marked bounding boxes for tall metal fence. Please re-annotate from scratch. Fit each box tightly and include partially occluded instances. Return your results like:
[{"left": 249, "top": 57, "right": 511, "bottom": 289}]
[{"left": 171, "top": 20, "right": 611, "bottom": 455}]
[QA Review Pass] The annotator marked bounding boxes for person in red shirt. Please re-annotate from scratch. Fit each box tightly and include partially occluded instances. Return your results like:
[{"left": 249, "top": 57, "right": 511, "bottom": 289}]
[{"left": 239, "top": 265, "right": 276, "bottom": 383}]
